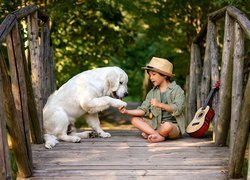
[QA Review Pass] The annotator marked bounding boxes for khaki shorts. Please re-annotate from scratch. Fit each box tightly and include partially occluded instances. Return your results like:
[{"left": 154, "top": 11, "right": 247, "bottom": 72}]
[{"left": 166, "top": 122, "right": 181, "bottom": 139}]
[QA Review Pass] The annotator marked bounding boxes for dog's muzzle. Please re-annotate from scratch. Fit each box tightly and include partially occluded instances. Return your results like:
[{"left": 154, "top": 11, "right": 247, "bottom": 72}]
[{"left": 112, "top": 91, "right": 128, "bottom": 99}]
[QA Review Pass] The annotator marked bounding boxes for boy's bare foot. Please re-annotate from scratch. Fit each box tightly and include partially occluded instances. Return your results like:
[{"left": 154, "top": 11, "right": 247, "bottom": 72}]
[
  {"left": 148, "top": 133, "right": 165, "bottom": 143},
  {"left": 141, "top": 132, "right": 148, "bottom": 139}
]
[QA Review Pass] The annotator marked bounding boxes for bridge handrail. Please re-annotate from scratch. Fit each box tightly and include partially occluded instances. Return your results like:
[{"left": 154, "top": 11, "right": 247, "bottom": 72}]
[
  {"left": 0, "top": 4, "right": 55, "bottom": 179},
  {"left": 0, "top": 5, "right": 49, "bottom": 43},
  {"left": 187, "top": 5, "right": 250, "bottom": 179}
]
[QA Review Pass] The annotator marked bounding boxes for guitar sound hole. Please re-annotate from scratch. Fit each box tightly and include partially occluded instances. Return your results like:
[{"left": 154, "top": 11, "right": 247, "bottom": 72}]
[
  {"left": 192, "top": 122, "right": 199, "bottom": 126},
  {"left": 197, "top": 112, "right": 203, "bottom": 118}
]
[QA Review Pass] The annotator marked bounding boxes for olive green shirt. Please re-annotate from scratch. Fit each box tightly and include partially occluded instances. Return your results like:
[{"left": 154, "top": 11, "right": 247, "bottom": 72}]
[{"left": 137, "top": 81, "right": 186, "bottom": 135}]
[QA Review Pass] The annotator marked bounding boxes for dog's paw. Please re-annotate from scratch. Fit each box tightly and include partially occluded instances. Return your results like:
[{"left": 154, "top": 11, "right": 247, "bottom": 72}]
[
  {"left": 99, "top": 132, "right": 111, "bottom": 138},
  {"left": 45, "top": 139, "right": 59, "bottom": 149},
  {"left": 45, "top": 141, "right": 57, "bottom": 149},
  {"left": 112, "top": 99, "right": 127, "bottom": 108},
  {"left": 71, "top": 136, "right": 81, "bottom": 143}
]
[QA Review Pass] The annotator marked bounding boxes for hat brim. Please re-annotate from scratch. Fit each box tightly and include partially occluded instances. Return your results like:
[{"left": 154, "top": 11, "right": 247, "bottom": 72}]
[{"left": 142, "top": 66, "right": 175, "bottom": 77}]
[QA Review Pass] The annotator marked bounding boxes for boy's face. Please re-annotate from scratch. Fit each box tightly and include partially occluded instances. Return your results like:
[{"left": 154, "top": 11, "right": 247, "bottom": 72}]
[{"left": 148, "top": 70, "right": 166, "bottom": 87}]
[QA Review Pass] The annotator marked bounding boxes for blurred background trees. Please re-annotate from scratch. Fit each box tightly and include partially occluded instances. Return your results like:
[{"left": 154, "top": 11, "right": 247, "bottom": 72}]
[{"left": 1, "top": 0, "right": 249, "bottom": 101}]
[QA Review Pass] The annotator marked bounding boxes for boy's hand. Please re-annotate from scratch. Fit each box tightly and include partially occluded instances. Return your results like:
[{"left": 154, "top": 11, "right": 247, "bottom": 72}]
[
  {"left": 151, "top": 98, "right": 160, "bottom": 108},
  {"left": 118, "top": 106, "right": 127, "bottom": 114}
]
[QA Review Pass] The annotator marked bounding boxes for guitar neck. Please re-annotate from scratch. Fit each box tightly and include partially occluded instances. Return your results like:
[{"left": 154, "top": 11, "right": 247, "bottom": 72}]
[{"left": 202, "top": 88, "right": 216, "bottom": 109}]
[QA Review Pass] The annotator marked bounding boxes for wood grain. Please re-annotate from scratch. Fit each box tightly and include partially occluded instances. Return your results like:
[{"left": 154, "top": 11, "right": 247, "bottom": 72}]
[{"left": 26, "top": 130, "right": 229, "bottom": 179}]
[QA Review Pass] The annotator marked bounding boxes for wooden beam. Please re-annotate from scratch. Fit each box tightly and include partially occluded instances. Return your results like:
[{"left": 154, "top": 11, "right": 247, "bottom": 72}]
[
  {"left": 41, "top": 20, "right": 53, "bottom": 106},
  {"left": 200, "top": 18, "right": 211, "bottom": 107},
  {"left": 208, "top": 20, "right": 220, "bottom": 140},
  {"left": 229, "top": 74, "right": 250, "bottom": 178},
  {"left": 0, "top": 14, "right": 16, "bottom": 43},
  {"left": 187, "top": 44, "right": 198, "bottom": 122},
  {"left": 209, "top": 6, "right": 227, "bottom": 22},
  {"left": 0, "top": 50, "right": 12, "bottom": 180},
  {"left": 230, "top": 22, "right": 244, "bottom": 151},
  {"left": 27, "top": 11, "right": 44, "bottom": 143},
  {"left": 12, "top": 4, "right": 37, "bottom": 20},
  {"left": 226, "top": 6, "right": 250, "bottom": 38},
  {"left": 215, "top": 12, "right": 234, "bottom": 146},
  {"left": 6, "top": 22, "right": 33, "bottom": 178}
]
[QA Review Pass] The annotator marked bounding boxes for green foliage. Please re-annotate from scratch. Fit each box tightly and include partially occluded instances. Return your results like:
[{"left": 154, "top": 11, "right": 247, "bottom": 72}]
[{"left": 0, "top": 0, "right": 249, "bottom": 101}]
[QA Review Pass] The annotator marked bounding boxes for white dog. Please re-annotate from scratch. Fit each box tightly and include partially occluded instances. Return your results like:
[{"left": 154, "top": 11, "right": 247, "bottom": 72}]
[{"left": 43, "top": 66, "right": 128, "bottom": 148}]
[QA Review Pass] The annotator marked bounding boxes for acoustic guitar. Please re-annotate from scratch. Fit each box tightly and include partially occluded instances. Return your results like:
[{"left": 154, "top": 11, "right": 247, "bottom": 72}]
[{"left": 186, "top": 81, "right": 220, "bottom": 138}]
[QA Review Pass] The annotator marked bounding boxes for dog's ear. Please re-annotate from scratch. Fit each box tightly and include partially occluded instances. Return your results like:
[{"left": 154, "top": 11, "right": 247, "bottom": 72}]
[{"left": 107, "top": 70, "right": 120, "bottom": 92}]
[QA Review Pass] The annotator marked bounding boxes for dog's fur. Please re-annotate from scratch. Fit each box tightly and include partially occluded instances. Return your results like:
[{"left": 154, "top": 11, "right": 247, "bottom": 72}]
[{"left": 43, "top": 66, "right": 128, "bottom": 148}]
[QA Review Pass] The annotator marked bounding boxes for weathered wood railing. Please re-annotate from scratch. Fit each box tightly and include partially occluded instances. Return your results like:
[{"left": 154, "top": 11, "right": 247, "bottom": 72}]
[
  {"left": 187, "top": 6, "right": 250, "bottom": 179},
  {"left": 0, "top": 5, "right": 55, "bottom": 179}
]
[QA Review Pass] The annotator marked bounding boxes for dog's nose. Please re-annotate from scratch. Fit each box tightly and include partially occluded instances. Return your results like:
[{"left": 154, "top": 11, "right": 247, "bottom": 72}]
[{"left": 124, "top": 92, "right": 128, "bottom": 97}]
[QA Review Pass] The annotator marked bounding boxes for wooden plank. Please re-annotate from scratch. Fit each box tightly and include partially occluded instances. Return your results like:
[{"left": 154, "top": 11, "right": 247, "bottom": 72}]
[
  {"left": 28, "top": 130, "right": 229, "bottom": 179},
  {"left": 31, "top": 164, "right": 227, "bottom": 170},
  {"left": 28, "top": 170, "right": 228, "bottom": 179}
]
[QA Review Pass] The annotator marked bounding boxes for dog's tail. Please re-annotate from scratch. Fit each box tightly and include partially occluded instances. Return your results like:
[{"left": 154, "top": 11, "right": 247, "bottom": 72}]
[{"left": 44, "top": 134, "right": 59, "bottom": 149}]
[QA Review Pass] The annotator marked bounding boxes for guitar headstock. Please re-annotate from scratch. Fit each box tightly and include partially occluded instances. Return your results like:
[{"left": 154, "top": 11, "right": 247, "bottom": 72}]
[{"left": 213, "top": 80, "right": 220, "bottom": 90}]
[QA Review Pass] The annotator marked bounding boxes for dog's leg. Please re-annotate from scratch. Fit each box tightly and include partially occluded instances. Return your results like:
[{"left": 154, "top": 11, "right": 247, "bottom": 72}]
[
  {"left": 85, "top": 113, "right": 111, "bottom": 138},
  {"left": 69, "top": 131, "right": 93, "bottom": 139},
  {"left": 52, "top": 110, "right": 82, "bottom": 143},
  {"left": 66, "top": 123, "right": 92, "bottom": 139},
  {"left": 81, "top": 96, "right": 127, "bottom": 114}
]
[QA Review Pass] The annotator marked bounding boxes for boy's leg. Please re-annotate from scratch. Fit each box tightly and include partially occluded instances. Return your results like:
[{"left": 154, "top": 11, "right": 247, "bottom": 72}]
[
  {"left": 148, "top": 122, "right": 180, "bottom": 143},
  {"left": 159, "top": 122, "right": 180, "bottom": 139},
  {"left": 131, "top": 117, "right": 156, "bottom": 137}
]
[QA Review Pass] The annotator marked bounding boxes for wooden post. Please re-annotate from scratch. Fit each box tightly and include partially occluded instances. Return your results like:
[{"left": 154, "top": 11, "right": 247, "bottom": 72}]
[
  {"left": 187, "top": 43, "right": 197, "bottom": 122},
  {"left": 195, "top": 45, "right": 202, "bottom": 110},
  {"left": 215, "top": 12, "right": 234, "bottom": 146},
  {"left": 0, "top": 55, "right": 12, "bottom": 180},
  {"left": 230, "top": 22, "right": 244, "bottom": 151},
  {"left": 200, "top": 18, "right": 212, "bottom": 108},
  {"left": 208, "top": 20, "right": 220, "bottom": 140},
  {"left": 248, "top": 144, "right": 250, "bottom": 180},
  {"left": 41, "top": 20, "right": 54, "bottom": 106},
  {"left": 49, "top": 47, "right": 56, "bottom": 93},
  {"left": 27, "top": 11, "right": 43, "bottom": 135},
  {"left": 6, "top": 22, "right": 32, "bottom": 178},
  {"left": 228, "top": 75, "right": 250, "bottom": 178}
]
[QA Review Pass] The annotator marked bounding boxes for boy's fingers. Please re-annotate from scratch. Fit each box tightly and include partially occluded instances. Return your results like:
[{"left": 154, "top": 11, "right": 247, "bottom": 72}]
[{"left": 118, "top": 106, "right": 125, "bottom": 111}]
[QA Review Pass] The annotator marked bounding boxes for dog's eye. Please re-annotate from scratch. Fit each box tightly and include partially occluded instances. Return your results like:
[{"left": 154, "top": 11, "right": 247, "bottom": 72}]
[{"left": 119, "top": 81, "right": 123, "bottom": 85}]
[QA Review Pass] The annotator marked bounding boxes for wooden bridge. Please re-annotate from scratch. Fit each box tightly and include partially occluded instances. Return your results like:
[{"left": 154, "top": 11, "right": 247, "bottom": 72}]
[
  {"left": 0, "top": 5, "right": 249, "bottom": 180},
  {"left": 27, "top": 129, "right": 229, "bottom": 180}
]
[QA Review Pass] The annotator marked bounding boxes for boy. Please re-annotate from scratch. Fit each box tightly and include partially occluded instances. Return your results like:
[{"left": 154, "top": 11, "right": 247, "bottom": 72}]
[{"left": 118, "top": 57, "right": 185, "bottom": 143}]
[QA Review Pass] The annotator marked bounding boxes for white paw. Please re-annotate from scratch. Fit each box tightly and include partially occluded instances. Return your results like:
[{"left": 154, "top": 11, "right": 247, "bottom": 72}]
[
  {"left": 72, "top": 136, "right": 81, "bottom": 143},
  {"left": 99, "top": 132, "right": 111, "bottom": 138},
  {"left": 45, "top": 139, "right": 59, "bottom": 149},
  {"left": 45, "top": 142, "right": 56, "bottom": 149},
  {"left": 113, "top": 99, "right": 127, "bottom": 108}
]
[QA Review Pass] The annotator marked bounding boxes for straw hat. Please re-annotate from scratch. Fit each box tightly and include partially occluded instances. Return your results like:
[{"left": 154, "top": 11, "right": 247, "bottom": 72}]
[{"left": 142, "top": 57, "right": 175, "bottom": 77}]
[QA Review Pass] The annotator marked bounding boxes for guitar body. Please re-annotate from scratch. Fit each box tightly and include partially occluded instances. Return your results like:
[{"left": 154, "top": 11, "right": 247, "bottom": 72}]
[{"left": 186, "top": 106, "right": 214, "bottom": 138}]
